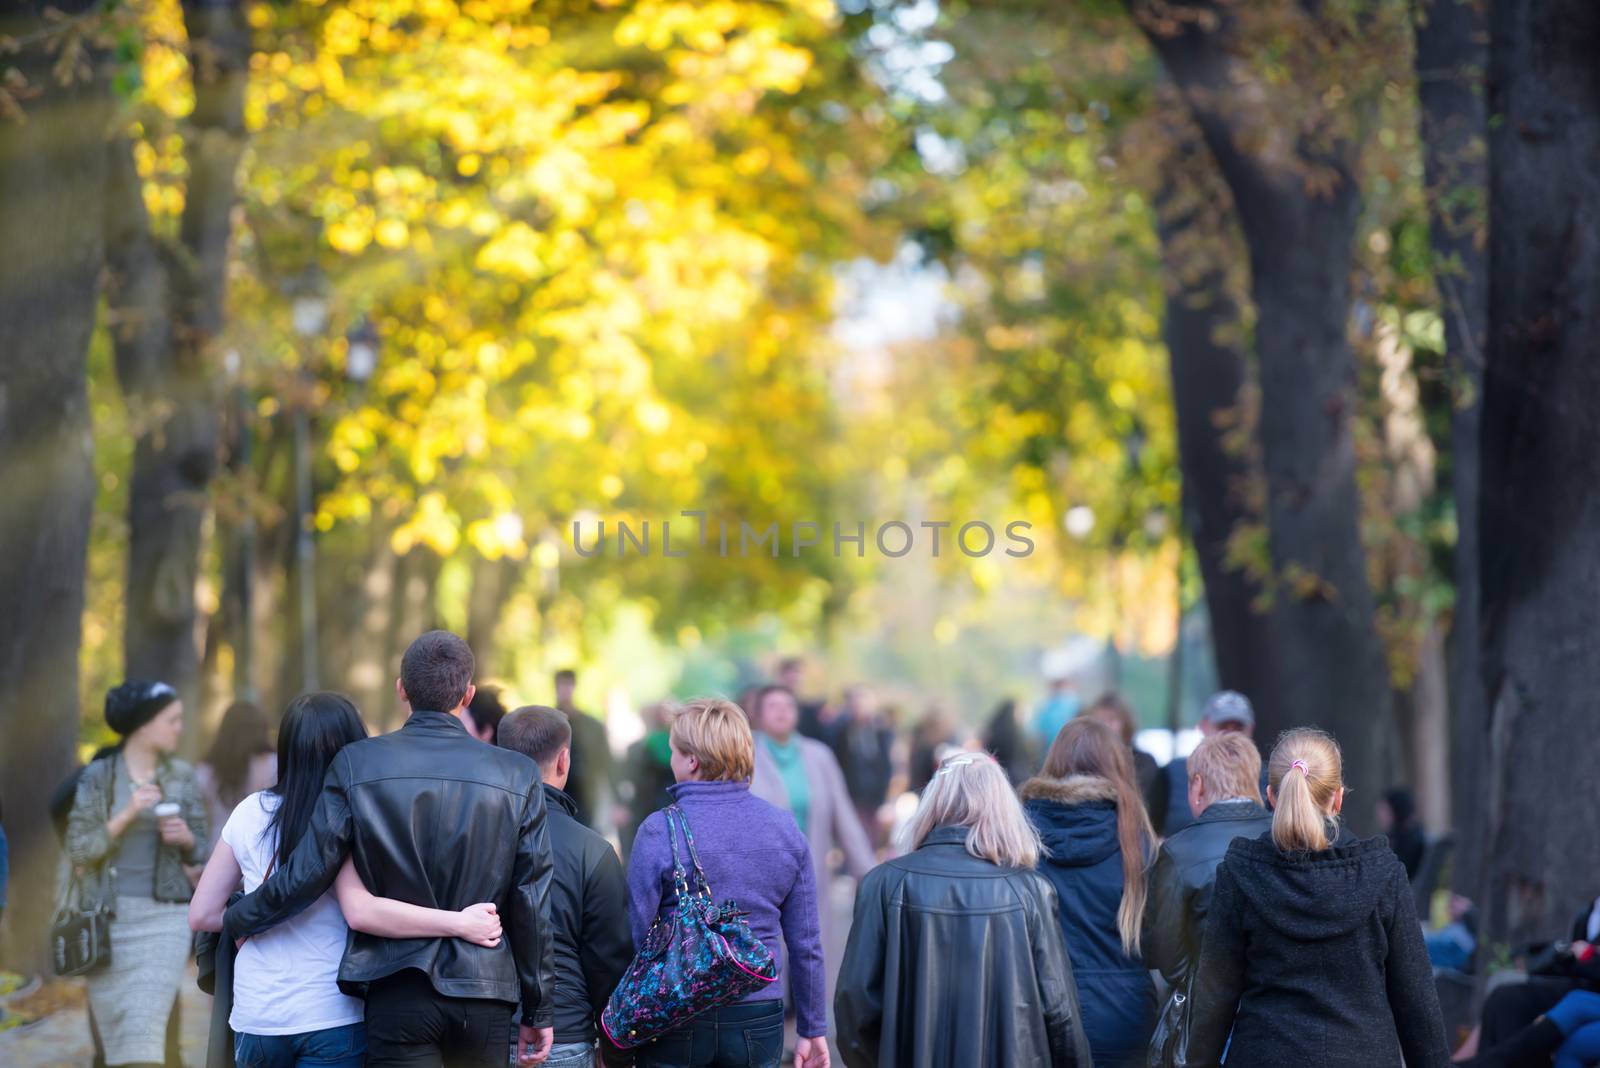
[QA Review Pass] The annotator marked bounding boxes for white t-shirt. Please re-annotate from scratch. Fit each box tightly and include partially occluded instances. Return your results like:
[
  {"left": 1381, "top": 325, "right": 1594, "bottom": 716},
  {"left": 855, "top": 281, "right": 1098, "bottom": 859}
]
[{"left": 221, "top": 791, "right": 365, "bottom": 1036}]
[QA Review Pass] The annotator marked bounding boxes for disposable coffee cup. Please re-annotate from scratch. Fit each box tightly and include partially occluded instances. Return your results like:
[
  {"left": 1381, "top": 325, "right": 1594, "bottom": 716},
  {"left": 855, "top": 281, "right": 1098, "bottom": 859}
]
[{"left": 152, "top": 801, "right": 181, "bottom": 820}]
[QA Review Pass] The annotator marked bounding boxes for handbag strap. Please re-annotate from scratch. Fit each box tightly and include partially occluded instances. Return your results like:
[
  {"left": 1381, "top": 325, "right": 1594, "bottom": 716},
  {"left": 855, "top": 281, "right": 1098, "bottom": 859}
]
[
  {"left": 663, "top": 805, "right": 711, "bottom": 898},
  {"left": 663, "top": 805, "right": 691, "bottom": 899}
]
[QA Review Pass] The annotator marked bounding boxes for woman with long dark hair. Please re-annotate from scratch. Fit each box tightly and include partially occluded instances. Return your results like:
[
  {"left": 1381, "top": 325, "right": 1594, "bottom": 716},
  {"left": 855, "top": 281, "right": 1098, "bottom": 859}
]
[
  {"left": 1021, "top": 717, "right": 1158, "bottom": 1068},
  {"left": 197, "top": 700, "right": 278, "bottom": 850},
  {"left": 190, "top": 693, "right": 503, "bottom": 1068}
]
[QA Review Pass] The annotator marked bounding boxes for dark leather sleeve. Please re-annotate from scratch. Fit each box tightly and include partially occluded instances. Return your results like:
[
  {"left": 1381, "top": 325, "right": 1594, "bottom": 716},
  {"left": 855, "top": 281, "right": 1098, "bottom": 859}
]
[
  {"left": 223, "top": 753, "right": 353, "bottom": 939},
  {"left": 834, "top": 866, "right": 890, "bottom": 1068},
  {"left": 1027, "top": 877, "right": 1092, "bottom": 1068},
  {"left": 581, "top": 844, "right": 634, "bottom": 1030},
  {"left": 1187, "top": 857, "right": 1247, "bottom": 1068},
  {"left": 510, "top": 778, "right": 556, "bottom": 1028},
  {"left": 1144, "top": 844, "right": 1189, "bottom": 985},
  {"left": 1385, "top": 866, "right": 1452, "bottom": 1067}
]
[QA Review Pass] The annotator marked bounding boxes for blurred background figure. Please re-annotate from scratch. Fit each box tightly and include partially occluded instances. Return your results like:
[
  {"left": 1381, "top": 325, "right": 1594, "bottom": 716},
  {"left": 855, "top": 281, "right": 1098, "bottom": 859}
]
[
  {"left": 982, "top": 697, "right": 1035, "bottom": 785},
  {"left": 834, "top": 686, "right": 896, "bottom": 850},
  {"left": 1032, "top": 669, "right": 1081, "bottom": 757},
  {"left": 1377, "top": 786, "right": 1427, "bottom": 881},
  {"left": 1080, "top": 690, "right": 1167, "bottom": 831},
  {"left": 780, "top": 656, "right": 841, "bottom": 746},
  {"left": 462, "top": 684, "right": 509, "bottom": 744},
  {"left": 555, "top": 669, "right": 613, "bottom": 832},
  {"left": 196, "top": 699, "right": 277, "bottom": 852},
  {"left": 618, "top": 700, "right": 677, "bottom": 861},
  {"left": 750, "top": 685, "right": 874, "bottom": 956},
  {"left": 907, "top": 704, "right": 957, "bottom": 795}
]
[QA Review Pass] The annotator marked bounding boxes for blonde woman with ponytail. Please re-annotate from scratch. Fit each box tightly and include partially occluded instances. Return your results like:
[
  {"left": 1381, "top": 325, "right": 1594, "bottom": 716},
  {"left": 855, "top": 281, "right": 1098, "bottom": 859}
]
[
  {"left": 1022, "top": 717, "right": 1158, "bottom": 1068},
  {"left": 1186, "top": 728, "right": 1451, "bottom": 1068}
]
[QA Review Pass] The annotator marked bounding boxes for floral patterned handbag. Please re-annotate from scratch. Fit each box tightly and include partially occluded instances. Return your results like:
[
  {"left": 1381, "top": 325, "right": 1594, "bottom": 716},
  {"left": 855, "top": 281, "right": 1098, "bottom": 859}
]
[{"left": 602, "top": 804, "right": 778, "bottom": 1050}]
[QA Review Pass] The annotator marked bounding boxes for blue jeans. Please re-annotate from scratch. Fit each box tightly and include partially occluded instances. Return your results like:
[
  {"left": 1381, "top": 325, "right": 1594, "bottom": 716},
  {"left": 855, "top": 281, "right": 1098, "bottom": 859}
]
[
  {"left": 634, "top": 1000, "right": 785, "bottom": 1068},
  {"left": 235, "top": 1023, "right": 366, "bottom": 1068},
  {"left": 0, "top": 819, "right": 9, "bottom": 914},
  {"left": 544, "top": 1042, "right": 596, "bottom": 1068},
  {"left": 1551, "top": 991, "right": 1600, "bottom": 1068}
]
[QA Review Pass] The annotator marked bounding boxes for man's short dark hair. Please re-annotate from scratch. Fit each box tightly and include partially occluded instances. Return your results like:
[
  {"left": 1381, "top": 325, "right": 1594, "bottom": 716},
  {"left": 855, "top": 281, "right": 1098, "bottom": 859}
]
[
  {"left": 401, "top": 630, "right": 475, "bottom": 714},
  {"left": 498, "top": 705, "right": 572, "bottom": 767},
  {"left": 468, "top": 685, "right": 508, "bottom": 737},
  {"left": 553, "top": 669, "right": 576, "bottom": 685}
]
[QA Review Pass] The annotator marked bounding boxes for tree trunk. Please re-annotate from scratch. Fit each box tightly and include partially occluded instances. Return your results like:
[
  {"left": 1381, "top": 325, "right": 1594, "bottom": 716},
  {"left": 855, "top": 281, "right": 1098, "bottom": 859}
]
[
  {"left": 1132, "top": 2, "right": 1394, "bottom": 820},
  {"left": 343, "top": 521, "right": 400, "bottom": 725},
  {"left": 0, "top": 2, "right": 110, "bottom": 970},
  {"left": 115, "top": 0, "right": 249, "bottom": 751},
  {"left": 466, "top": 553, "right": 522, "bottom": 674},
  {"left": 1476, "top": 0, "right": 1600, "bottom": 949},
  {"left": 1152, "top": 99, "right": 1272, "bottom": 708},
  {"left": 1413, "top": 0, "right": 1488, "bottom": 878}
]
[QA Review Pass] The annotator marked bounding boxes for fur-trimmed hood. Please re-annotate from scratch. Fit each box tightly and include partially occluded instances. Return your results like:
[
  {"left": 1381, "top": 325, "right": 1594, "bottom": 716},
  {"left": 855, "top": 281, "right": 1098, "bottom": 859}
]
[
  {"left": 1019, "top": 773, "right": 1121, "bottom": 805},
  {"left": 1021, "top": 774, "right": 1123, "bottom": 869}
]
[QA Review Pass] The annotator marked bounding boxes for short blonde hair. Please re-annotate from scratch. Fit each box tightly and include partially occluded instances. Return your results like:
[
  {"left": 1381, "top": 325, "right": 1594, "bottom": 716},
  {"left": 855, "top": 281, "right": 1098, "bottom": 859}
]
[
  {"left": 900, "top": 754, "right": 1041, "bottom": 869},
  {"left": 670, "top": 697, "right": 755, "bottom": 782},
  {"left": 1189, "top": 731, "right": 1263, "bottom": 804}
]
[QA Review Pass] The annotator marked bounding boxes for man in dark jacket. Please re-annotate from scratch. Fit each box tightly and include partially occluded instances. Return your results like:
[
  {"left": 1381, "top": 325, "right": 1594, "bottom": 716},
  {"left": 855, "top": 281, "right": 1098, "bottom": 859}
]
[
  {"left": 225, "top": 631, "right": 557, "bottom": 1068},
  {"left": 1144, "top": 731, "right": 1274, "bottom": 986},
  {"left": 497, "top": 706, "right": 633, "bottom": 1068},
  {"left": 555, "top": 669, "right": 613, "bottom": 832}
]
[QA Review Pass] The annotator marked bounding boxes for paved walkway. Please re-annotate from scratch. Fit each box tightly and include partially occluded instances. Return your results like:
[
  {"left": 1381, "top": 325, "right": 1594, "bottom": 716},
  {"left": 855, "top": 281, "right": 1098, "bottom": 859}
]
[{"left": 0, "top": 965, "right": 210, "bottom": 1068}]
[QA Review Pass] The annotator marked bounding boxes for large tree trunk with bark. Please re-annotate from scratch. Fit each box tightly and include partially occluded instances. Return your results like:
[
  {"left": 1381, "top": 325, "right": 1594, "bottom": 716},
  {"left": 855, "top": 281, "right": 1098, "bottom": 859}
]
[
  {"left": 0, "top": 1, "right": 110, "bottom": 970},
  {"left": 1413, "top": 0, "right": 1488, "bottom": 876},
  {"left": 1476, "top": 0, "right": 1600, "bottom": 948},
  {"left": 1131, "top": 1, "right": 1394, "bottom": 818},
  {"left": 113, "top": 0, "right": 249, "bottom": 750},
  {"left": 1152, "top": 100, "right": 1272, "bottom": 707}
]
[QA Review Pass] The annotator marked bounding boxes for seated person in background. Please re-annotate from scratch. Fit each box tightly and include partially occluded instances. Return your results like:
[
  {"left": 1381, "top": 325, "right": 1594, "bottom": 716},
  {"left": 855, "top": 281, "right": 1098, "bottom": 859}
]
[
  {"left": 1454, "top": 894, "right": 1600, "bottom": 1062},
  {"left": 496, "top": 706, "right": 633, "bottom": 1068},
  {"left": 1462, "top": 987, "right": 1600, "bottom": 1068},
  {"left": 1143, "top": 731, "right": 1274, "bottom": 987},
  {"left": 1426, "top": 894, "right": 1479, "bottom": 973}
]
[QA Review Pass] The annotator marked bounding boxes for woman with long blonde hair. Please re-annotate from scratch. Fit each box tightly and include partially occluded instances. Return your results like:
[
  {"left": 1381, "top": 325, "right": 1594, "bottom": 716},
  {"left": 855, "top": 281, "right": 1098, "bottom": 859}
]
[
  {"left": 1186, "top": 728, "right": 1450, "bottom": 1067},
  {"left": 1022, "top": 716, "right": 1158, "bottom": 1068},
  {"left": 835, "top": 753, "right": 1091, "bottom": 1067}
]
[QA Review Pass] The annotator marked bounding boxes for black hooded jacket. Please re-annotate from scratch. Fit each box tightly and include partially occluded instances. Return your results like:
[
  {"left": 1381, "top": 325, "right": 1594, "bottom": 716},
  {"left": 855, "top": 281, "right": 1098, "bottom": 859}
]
[{"left": 1188, "top": 833, "right": 1450, "bottom": 1068}]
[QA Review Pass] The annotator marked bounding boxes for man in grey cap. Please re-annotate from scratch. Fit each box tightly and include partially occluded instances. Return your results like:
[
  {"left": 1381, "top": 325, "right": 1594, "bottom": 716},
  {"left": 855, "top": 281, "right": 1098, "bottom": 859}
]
[
  {"left": 1201, "top": 690, "right": 1256, "bottom": 737},
  {"left": 1159, "top": 691, "right": 1263, "bottom": 834}
]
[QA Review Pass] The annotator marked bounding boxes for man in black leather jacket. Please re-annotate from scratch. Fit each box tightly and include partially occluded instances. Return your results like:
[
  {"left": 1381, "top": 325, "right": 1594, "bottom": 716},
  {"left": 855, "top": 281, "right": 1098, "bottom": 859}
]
[
  {"left": 496, "top": 706, "right": 632, "bottom": 1068},
  {"left": 1144, "top": 730, "right": 1274, "bottom": 985},
  {"left": 225, "top": 631, "right": 556, "bottom": 1068}
]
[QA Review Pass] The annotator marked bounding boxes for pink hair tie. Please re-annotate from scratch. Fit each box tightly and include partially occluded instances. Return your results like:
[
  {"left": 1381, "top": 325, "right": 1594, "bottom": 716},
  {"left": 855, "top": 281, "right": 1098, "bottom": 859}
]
[{"left": 1290, "top": 759, "right": 1309, "bottom": 776}]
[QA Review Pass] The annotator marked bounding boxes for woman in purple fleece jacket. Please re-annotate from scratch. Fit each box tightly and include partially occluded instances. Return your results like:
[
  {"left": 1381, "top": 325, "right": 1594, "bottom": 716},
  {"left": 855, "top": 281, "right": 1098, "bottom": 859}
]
[{"left": 627, "top": 698, "right": 830, "bottom": 1068}]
